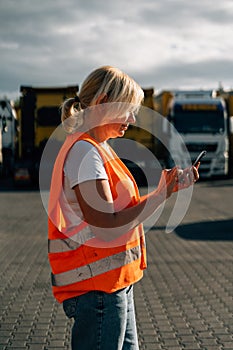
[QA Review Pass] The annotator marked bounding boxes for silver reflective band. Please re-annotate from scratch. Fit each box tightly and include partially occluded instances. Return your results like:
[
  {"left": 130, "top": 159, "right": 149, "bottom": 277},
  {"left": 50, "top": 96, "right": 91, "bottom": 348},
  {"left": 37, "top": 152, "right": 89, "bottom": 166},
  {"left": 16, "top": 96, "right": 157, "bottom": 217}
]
[
  {"left": 51, "top": 245, "right": 141, "bottom": 287},
  {"left": 48, "top": 226, "right": 95, "bottom": 253}
]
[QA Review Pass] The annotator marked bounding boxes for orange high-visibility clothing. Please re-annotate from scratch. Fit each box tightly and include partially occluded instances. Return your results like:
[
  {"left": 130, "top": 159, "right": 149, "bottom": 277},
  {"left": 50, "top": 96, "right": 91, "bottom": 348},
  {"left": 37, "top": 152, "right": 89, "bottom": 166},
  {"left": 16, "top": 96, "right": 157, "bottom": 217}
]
[{"left": 48, "top": 132, "right": 147, "bottom": 303}]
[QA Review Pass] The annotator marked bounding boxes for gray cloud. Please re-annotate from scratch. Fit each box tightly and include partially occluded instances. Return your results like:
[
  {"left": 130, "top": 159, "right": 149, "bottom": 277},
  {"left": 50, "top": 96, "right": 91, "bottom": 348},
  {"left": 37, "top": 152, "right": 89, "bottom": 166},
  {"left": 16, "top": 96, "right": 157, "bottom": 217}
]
[
  {"left": 0, "top": 0, "right": 232, "bottom": 99},
  {"left": 136, "top": 58, "right": 233, "bottom": 90}
]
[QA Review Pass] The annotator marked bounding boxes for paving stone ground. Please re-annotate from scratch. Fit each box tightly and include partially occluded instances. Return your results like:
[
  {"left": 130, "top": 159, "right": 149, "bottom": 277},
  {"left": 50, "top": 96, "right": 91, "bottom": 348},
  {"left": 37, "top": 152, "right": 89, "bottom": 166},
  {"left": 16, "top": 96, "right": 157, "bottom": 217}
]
[{"left": 0, "top": 179, "right": 232, "bottom": 350}]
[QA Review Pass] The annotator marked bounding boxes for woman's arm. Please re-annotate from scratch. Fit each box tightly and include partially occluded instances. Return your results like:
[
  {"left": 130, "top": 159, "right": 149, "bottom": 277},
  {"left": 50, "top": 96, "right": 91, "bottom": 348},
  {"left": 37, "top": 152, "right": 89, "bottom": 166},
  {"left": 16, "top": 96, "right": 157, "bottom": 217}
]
[{"left": 74, "top": 166, "right": 198, "bottom": 241}]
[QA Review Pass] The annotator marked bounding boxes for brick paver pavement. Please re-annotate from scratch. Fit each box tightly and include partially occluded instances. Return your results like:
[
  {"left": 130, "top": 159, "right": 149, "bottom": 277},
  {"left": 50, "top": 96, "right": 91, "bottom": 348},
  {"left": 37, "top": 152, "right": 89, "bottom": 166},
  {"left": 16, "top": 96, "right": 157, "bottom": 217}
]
[{"left": 0, "top": 180, "right": 232, "bottom": 349}]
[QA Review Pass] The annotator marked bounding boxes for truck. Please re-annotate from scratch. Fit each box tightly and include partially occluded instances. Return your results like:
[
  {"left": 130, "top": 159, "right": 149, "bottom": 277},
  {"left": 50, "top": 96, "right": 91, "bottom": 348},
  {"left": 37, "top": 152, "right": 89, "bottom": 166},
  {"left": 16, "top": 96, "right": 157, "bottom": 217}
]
[
  {"left": 0, "top": 99, "right": 18, "bottom": 177},
  {"left": 118, "top": 88, "right": 233, "bottom": 183},
  {"left": 14, "top": 85, "right": 79, "bottom": 184},
  {"left": 217, "top": 89, "right": 233, "bottom": 177},
  {"left": 154, "top": 89, "right": 233, "bottom": 178}
]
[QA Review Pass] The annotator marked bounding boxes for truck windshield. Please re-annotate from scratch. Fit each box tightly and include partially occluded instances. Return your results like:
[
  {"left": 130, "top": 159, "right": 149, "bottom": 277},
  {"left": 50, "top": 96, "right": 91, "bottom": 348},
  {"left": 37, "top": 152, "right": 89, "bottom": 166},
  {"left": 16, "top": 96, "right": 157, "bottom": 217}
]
[{"left": 172, "top": 105, "right": 225, "bottom": 134}]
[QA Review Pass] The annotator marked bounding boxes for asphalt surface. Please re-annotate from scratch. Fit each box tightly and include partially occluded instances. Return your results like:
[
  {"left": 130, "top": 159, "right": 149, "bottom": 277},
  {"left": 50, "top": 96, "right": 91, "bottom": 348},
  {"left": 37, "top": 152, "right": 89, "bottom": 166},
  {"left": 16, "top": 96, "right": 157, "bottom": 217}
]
[{"left": 0, "top": 178, "right": 232, "bottom": 350}]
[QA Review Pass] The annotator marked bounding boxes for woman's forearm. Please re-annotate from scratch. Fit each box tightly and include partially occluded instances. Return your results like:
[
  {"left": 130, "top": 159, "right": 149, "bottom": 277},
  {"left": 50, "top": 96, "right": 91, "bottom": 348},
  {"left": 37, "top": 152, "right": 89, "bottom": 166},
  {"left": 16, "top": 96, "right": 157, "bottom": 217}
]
[{"left": 80, "top": 188, "right": 166, "bottom": 241}]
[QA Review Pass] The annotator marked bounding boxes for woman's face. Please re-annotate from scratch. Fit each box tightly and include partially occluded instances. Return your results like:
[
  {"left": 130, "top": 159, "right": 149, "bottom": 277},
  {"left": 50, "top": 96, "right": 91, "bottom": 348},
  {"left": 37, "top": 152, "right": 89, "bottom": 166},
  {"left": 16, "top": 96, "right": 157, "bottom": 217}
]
[{"left": 103, "top": 112, "right": 136, "bottom": 139}]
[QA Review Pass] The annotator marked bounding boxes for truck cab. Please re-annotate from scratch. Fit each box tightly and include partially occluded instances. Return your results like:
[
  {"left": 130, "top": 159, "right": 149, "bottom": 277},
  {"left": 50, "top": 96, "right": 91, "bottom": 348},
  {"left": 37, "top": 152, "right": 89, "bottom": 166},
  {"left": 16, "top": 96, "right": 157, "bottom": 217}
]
[{"left": 167, "top": 90, "right": 229, "bottom": 177}]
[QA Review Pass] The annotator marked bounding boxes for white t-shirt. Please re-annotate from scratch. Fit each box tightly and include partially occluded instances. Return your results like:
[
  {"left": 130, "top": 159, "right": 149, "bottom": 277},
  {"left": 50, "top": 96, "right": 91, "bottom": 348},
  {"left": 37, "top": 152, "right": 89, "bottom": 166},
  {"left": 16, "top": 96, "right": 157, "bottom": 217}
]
[
  {"left": 64, "top": 140, "right": 109, "bottom": 188},
  {"left": 62, "top": 140, "right": 109, "bottom": 224}
]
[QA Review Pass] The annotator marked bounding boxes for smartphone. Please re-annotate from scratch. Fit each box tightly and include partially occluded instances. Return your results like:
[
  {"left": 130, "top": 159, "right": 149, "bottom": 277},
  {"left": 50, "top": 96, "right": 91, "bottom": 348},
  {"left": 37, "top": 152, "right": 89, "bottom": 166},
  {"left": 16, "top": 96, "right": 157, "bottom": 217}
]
[{"left": 192, "top": 150, "right": 207, "bottom": 166}]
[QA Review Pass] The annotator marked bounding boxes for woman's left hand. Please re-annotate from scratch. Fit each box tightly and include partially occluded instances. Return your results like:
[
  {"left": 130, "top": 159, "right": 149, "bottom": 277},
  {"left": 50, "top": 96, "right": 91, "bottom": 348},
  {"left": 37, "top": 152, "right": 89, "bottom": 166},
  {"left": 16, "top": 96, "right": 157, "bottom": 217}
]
[{"left": 173, "top": 163, "right": 200, "bottom": 192}]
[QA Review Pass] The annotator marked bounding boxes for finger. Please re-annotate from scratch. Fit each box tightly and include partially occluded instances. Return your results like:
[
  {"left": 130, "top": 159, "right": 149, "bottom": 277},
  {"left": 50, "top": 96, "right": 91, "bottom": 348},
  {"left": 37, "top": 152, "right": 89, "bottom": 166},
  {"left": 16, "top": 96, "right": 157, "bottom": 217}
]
[
  {"left": 178, "top": 168, "right": 195, "bottom": 187},
  {"left": 163, "top": 167, "right": 180, "bottom": 191},
  {"left": 168, "top": 166, "right": 181, "bottom": 180},
  {"left": 192, "top": 165, "right": 200, "bottom": 182},
  {"left": 179, "top": 174, "right": 191, "bottom": 187},
  {"left": 166, "top": 166, "right": 179, "bottom": 175}
]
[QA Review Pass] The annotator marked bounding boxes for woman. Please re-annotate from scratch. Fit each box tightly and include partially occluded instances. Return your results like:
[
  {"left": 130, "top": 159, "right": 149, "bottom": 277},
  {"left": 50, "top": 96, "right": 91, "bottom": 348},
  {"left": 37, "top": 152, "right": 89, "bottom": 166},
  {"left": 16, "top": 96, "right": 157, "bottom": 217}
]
[{"left": 48, "top": 66, "right": 199, "bottom": 350}]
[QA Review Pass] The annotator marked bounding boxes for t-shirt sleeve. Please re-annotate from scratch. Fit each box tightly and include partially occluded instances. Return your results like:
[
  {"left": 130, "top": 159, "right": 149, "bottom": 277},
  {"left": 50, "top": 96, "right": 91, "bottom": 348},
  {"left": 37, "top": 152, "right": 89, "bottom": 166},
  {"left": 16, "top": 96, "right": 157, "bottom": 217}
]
[{"left": 64, "top": 140, "right": 108, "bottom": 188}]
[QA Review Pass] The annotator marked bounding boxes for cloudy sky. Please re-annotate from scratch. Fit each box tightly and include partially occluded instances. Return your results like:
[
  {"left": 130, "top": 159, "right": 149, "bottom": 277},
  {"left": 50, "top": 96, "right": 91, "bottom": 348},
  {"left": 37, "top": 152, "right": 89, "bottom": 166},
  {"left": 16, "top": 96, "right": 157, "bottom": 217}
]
[{"left": 0, "top": 0, "right": 233, "bottom": 100}]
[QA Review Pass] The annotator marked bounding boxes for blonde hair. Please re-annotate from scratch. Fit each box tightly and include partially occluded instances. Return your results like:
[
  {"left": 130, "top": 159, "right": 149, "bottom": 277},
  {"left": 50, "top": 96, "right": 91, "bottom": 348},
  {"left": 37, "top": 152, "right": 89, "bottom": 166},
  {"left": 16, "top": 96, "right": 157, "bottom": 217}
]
[{"left": 61, "top": 66, "right": 144, "bottom": 133}]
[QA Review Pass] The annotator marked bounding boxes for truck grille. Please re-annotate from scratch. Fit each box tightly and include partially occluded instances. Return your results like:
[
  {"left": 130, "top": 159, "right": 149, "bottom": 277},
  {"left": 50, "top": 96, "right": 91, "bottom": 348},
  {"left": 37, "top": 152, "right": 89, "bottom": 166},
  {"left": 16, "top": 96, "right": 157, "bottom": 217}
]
[{"left": 185, "top": 143, "right": 218, "bottom": 152}]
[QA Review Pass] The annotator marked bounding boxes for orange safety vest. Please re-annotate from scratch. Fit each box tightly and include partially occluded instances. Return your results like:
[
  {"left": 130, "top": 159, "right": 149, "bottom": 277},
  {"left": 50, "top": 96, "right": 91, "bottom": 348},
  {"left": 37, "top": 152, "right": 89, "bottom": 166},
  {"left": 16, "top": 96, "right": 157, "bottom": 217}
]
[{"left": 48, "top": 131, "right": 147, "bottom": 303}]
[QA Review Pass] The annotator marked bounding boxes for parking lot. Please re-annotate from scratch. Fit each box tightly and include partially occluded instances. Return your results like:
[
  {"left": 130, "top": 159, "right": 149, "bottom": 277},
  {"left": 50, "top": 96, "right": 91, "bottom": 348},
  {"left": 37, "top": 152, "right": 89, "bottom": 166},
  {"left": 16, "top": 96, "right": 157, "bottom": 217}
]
[{"left": 0, "top": 178, "right": 232, "bottom": 349}]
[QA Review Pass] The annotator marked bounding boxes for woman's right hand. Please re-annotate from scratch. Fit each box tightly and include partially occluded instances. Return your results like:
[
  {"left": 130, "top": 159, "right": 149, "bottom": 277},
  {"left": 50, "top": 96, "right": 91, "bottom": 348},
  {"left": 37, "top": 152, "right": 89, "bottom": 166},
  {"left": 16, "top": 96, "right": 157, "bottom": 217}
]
[{"left": 156, "top": 167, "right": 180, "bottom": 200}]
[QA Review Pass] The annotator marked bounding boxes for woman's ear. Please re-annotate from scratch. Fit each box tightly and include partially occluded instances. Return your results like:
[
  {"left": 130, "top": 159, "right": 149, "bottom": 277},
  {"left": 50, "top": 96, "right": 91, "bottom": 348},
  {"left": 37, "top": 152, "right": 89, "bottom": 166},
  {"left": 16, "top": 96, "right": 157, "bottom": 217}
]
[{"left": 95, "top": 93, "right": 108, "bottom": 105}]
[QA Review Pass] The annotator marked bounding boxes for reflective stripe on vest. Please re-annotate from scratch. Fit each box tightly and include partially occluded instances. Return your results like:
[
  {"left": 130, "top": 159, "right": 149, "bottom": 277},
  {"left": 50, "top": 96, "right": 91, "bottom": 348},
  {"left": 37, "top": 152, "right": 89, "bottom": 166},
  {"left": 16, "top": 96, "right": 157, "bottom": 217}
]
[
  {"left": 51, "top": 245, "right": 141, "bottom": 287},
  {"left": 48, "top": 225, "right": 95, "bottom": 253}
]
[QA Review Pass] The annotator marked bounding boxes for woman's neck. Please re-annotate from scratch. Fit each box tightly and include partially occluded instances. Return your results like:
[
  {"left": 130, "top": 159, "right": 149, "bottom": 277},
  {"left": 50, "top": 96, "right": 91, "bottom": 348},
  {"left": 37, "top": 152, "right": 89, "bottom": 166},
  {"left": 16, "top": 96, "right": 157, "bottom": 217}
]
[{"left": 86, "top": 127, "right": 108, "bottom": 143}]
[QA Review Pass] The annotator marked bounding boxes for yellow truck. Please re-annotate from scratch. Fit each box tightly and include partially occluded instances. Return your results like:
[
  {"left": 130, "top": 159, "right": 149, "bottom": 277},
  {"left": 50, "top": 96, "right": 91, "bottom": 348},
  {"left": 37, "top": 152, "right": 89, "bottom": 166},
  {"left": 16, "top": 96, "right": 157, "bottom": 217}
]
[{"left": 15, "top": 85, "right": 79, "bottom": 184}]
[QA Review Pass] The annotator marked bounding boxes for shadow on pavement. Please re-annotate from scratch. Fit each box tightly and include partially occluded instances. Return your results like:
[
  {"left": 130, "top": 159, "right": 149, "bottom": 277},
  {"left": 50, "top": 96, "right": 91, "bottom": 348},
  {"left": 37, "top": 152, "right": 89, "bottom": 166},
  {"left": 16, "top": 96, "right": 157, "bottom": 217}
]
[{"left": 175, "top": 219, "right": 233, "bottom": 241}]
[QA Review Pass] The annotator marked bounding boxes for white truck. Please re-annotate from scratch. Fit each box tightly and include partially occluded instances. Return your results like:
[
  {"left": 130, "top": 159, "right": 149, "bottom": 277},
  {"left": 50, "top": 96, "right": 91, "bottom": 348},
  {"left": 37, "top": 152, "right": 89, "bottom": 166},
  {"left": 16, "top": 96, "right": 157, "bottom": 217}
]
[
  {"left": 165, "top": 90, "right": 230, "bottom": 178},
  {"left": 0, "top": 99, "right": 17, "bottom": 177}
]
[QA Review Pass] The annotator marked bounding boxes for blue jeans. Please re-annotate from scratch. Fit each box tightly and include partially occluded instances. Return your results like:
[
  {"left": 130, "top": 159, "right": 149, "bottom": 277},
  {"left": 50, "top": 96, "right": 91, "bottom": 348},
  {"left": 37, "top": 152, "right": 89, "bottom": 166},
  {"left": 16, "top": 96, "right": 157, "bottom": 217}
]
[{"left": 63, "top": 285, "right": 139, "bottom": 350}]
